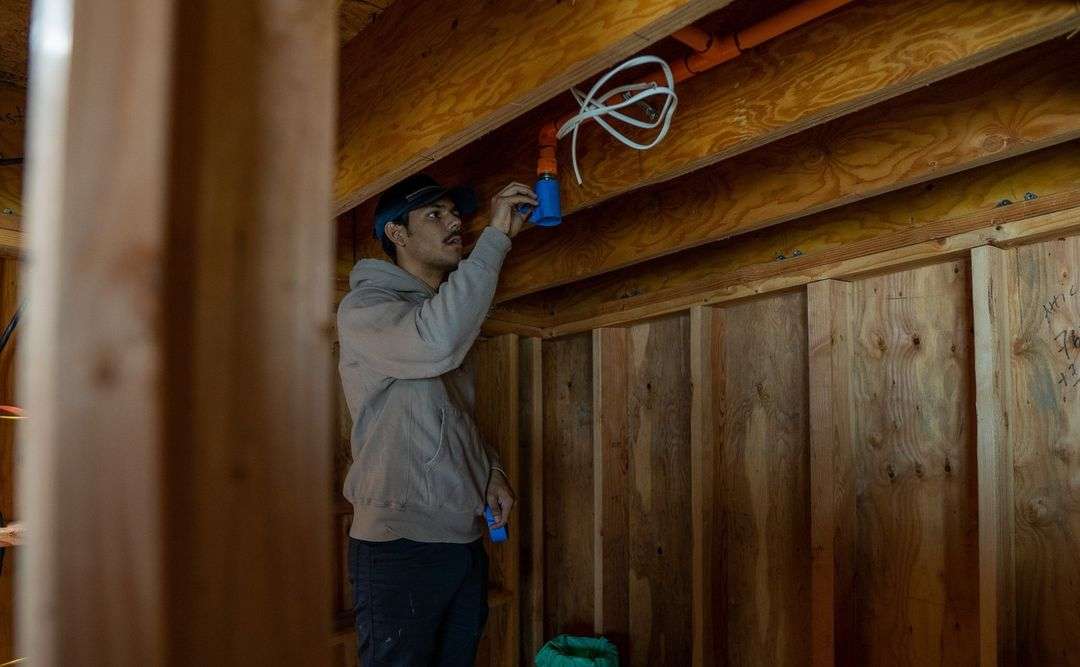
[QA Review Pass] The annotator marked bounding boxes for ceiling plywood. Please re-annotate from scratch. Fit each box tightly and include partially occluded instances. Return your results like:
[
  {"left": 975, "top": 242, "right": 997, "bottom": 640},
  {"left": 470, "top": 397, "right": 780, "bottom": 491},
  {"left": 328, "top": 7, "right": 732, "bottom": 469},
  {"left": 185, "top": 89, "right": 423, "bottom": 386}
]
[
  {"left": 338, "top": 0, "right": 396, "bottom": 45},
  {"left": 0, "top": 0, "right": 29, "bottom": 87},
  {"left": 0, "top": 0, "right": 397, "bottom": 88}
]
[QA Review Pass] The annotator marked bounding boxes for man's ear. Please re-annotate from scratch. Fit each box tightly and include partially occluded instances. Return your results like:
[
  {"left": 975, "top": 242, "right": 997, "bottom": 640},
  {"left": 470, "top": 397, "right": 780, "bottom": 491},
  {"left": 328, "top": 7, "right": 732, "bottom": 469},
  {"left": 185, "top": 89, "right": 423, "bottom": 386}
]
[{"left": 385, "top": 221, "right": 409, "bottom": 248}]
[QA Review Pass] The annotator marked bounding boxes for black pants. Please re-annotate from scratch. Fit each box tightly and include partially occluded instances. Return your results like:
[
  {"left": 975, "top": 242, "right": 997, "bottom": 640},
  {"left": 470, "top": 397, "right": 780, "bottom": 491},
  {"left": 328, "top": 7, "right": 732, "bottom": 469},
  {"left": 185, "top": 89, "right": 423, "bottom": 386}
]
[{"left": 348, "top": 537, "right": 489, "bottom": 666}]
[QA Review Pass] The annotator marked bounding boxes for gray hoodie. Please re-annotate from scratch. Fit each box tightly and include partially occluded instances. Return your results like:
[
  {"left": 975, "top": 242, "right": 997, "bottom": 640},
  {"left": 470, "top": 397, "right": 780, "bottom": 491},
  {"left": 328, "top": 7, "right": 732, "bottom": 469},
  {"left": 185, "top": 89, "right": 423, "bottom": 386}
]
[{"left": 337, "top": 227, "right": 512, "bottom": 542}]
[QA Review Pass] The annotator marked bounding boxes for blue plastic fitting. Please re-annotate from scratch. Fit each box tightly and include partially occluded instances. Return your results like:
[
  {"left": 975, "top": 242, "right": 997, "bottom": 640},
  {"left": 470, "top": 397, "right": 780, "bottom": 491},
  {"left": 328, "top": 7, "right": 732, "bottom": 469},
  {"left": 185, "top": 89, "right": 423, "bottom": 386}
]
[
  {"left": 529, "top": 173, "right": 562, "bottom": 227},
  {"left": 484, "top": 505, "right": 508, "bottom": 543}
]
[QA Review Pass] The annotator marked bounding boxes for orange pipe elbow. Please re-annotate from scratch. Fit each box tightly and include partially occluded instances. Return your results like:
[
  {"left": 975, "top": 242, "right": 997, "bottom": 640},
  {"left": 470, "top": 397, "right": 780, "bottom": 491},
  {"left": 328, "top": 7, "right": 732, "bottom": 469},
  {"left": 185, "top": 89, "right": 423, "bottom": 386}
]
[
  {"left": 532, "top": 0, "right": 856, "bottom": 181},
  {"left": 537, "top": 122, "right": 559, "bottom": 176}
]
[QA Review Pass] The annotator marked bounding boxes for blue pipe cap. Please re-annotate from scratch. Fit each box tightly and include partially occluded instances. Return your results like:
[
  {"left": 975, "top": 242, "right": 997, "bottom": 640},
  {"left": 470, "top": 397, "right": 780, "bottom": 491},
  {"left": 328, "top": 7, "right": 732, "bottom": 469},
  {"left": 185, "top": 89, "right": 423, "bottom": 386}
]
[{"left": 529, "top": 175, "right": 562, "bottom": 227}]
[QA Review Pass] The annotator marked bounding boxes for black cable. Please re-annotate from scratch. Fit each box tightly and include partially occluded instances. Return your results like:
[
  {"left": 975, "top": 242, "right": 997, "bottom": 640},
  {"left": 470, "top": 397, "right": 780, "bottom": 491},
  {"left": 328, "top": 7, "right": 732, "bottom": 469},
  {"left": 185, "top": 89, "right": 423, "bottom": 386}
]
[
  {"left": 0, "top": 302, "right": 22, "bottom": 356},
  {"left": 0, "top": 157, "right": 23, "bottom": 167}
]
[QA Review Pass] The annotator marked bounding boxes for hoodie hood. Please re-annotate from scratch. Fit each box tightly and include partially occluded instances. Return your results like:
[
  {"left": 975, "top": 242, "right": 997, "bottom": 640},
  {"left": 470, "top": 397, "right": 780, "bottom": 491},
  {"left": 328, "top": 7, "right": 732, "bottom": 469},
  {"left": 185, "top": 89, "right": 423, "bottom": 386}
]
[{"left": 349, "top": 258, "right": 435, "bottom": 297}]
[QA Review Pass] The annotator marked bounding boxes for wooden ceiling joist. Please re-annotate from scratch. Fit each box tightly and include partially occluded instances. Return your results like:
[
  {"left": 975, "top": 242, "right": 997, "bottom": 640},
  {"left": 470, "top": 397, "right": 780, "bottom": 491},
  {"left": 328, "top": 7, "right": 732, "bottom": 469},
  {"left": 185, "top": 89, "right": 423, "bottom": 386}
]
[
  {"left": 492, "top": 39, "right": 1080, "bottom": 301},
  {"left": 448, "top": 0, "right": 1080, "bottom": 237},
  {"left": 492, "top": 140, "right": 1080, "bottom": 336},
  {"left": 334, "top": 0, "right": 737, "bottom": 214}
]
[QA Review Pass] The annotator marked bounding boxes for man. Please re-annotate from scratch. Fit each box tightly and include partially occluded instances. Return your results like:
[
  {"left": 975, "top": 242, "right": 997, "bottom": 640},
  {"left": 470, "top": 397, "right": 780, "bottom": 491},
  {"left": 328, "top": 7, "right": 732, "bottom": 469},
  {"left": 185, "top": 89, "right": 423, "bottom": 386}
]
[{"left": 337, "top": 173, "right": 537, "bottom": 665}]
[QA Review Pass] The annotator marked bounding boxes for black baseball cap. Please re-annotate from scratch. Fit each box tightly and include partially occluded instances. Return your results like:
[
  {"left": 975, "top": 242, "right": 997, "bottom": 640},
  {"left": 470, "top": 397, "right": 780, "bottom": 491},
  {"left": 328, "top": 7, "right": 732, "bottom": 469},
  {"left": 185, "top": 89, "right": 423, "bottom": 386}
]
[{"left": 373, "top": 174, "right": 478, "bottom": 241}]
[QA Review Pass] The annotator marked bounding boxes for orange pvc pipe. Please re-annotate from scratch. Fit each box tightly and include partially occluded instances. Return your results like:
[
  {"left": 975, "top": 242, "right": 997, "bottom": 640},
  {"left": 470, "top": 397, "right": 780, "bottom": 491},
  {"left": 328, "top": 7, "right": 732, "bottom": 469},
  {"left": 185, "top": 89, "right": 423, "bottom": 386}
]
[
  {"left": 536, "top": 0, "right": 856, "bottom": 176},
  {"left": 738, "top": 0, "right": 854, "bottom": 49}
]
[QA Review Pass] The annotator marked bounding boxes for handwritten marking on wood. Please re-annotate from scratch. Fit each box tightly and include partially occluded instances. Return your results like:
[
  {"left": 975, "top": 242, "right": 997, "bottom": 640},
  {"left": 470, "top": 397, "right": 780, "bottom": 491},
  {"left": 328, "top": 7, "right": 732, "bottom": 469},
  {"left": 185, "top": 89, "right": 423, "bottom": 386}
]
[{"left": 1008, "top": 237, "right": 1080, "bottom": 663}]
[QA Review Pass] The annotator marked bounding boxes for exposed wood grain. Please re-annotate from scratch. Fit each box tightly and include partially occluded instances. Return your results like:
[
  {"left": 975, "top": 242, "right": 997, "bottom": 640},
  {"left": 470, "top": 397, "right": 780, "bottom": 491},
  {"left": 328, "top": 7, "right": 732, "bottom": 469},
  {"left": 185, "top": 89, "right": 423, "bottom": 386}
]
[
  {"left": 494, "top": 40, "right": 1080, "bottom": 301},
  {"left": 1007, "top": 236, "right": 1080, "bottom": 663},
  {"left": 806, "top": 280, "right": 857, "bottom": 667},
  {"left": 625, "top": 315, "right": 692, "bottom": 666},
  {"left": 970, "top": 245, "right": 1019, "bottom": 665},
  {"left": 18, "top": 0, "right": 337, "bottom": 664},
  {"left": 336, "top": 0, "right": 394, "bottom": 44},
  {"left": 542, "top": 334, "right": 595, "bottom": 639},
  {"left": 334, "top": 0, "right": 736, "bottom": 213},
  {"left": 518, "top": 337, "right": 545, "bottom": 660},
  {"left": 472, "top": 334, "right": 521, "bottom": 667},
  {"left": 0, "top": 1, "right": 29, "bottom": 87},
  {"left": 591, "top": 327, "right": 630, "bottom": 657},
  {"left": 18, "top": 0, "right": 176, "bottom": 661},
  {"left": 0, "top": 83, "right": 25, "bottom": 218},
  {"left": 689, "top": 305, "right": 719, "bottom": 666},
  {"left": 849, "top": 261, "right": 979, "bottom": 664},
  {"left": 716, "top": 292, "right": 811, "bottom": 665},
  {"left": 450, "top": 0, "right": 1080, "bottom": 242},
  {"left": 0, "top": 258, "right": 19, "bottom": 664},
  {"left": 500, "top": 141, "right": 1080, "bottom": 337}
]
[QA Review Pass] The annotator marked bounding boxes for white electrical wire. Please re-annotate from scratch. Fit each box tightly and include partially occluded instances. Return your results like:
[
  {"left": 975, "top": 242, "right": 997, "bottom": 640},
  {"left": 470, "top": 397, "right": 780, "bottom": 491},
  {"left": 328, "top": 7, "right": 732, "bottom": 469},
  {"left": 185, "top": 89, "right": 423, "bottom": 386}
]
[{"left": 556, "top": 54, "right": 679, "bottom": 186}]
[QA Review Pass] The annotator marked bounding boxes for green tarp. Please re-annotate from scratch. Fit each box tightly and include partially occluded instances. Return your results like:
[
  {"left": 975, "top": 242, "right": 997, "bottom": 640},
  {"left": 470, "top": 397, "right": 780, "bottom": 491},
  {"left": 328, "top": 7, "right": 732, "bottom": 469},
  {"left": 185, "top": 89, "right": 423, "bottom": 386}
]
[{"left": 534, "top": 635, "right": 619, "bottom": 667}]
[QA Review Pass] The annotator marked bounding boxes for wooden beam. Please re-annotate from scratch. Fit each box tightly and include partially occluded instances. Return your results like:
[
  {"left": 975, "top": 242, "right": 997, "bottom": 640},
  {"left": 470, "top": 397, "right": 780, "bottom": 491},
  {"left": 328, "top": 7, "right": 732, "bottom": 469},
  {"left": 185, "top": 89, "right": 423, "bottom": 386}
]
[
  {"left": 494, "top": 38, "right": 1080, "bottom": 302},
  {"left": 806, "top": 280, "right": 856, "bottom": 667},
  {"left": 334, "top": 0, "right": 736, "bottom": 214},
  {"left": 19, "top": 0, "right": 336, "bottom": 664},
  {"left": 527, "top": 189, "right": 1080, "bottom": 338},
  {"left": 518, "top": 337, "right": 545, "bottom": 660},
  {"left": 970, "top": 246, "right": 1018, "bottom": 665},
  {"left": 591, "top": 327, "right": 630, "bottom": 656},
  {"left": 443, "top": 0, "right": 1080, "bottom": 243},
  {"left": 689, "top": 305, "right": 720, "bottom": 666},
  {"left": 494, "top": 139, "right": 1080, "bottom": 336}
]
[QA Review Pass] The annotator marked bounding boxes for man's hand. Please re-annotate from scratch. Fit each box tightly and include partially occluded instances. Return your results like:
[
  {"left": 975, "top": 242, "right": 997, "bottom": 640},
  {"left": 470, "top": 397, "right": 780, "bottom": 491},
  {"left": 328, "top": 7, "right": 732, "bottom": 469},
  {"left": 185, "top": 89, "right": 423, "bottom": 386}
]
[
  {"left": 486, "top": 470, "right": 516, "bottom": 529},
  {"left": 489, "top": 182, "right": 538, "bottom": 239},
  {"left": 0, "top": 522, "right": 22, "bottom": 547}
]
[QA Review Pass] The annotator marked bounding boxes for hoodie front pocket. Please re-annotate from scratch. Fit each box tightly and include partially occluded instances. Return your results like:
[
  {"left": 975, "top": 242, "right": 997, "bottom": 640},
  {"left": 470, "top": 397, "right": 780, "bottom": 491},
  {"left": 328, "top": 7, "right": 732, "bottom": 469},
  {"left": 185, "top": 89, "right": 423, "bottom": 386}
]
[
  {"left": 424, "top": 408, "right": 448, "bottom": 467},
  {"left": 422, "top": 405, "right": 486, "bottom": 512}
]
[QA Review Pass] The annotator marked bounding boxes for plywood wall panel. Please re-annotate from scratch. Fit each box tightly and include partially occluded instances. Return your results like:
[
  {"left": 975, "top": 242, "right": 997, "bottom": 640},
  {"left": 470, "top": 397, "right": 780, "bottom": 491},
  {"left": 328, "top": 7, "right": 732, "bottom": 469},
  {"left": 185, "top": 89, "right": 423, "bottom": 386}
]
[
  {"left": 624, "top": 315, "right": 693, "bottom": 666},
  {"left": 471, "top": 334, "right": 521, "bottom": 667},
  {"left": 541, "top": 333, "right": 595, "bottom": 639},
  {"left": 0, "top": 258, "right": 19, "bottom": 663},
  {"left": 1007, "top": 237, "right": 1080, "bottom": 663},
  {"left": 849, "top": 261, "right": 980, "bottom": 665},
  {"left": 717, "top": 291, "right": 812, "bottom": 666}
]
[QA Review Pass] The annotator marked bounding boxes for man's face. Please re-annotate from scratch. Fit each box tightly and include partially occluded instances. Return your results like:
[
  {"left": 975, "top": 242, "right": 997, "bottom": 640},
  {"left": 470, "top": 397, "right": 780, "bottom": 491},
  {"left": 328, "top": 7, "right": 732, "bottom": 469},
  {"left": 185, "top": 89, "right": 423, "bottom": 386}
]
[{"left": 395, "top": 197, "right": 464, "bottom": 271}]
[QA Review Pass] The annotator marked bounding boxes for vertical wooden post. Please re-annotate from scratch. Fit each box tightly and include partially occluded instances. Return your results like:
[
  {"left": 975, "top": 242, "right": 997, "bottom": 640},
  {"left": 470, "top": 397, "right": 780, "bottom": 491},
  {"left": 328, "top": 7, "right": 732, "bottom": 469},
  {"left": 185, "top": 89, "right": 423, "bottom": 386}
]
[
  {"left": 689, "top": 306, "right": 719, "bottom": 666},
  {"left": 473, "top": 334, "right": 520, "bottom": 666},
  {"left": 19, "top": 0, "right": 336, "bottom": 664},
  {"left": 592, "top": 327, "right": 630, "bottom": 653},
  {"left": 807, "top": 279, "right": 857, "bottom": 667},
  {"left": 970, "top": 246, "right": 1018, "bottom": 666},
  {"left": 519, "top": 336, "right": 545, "bottom": 659}
]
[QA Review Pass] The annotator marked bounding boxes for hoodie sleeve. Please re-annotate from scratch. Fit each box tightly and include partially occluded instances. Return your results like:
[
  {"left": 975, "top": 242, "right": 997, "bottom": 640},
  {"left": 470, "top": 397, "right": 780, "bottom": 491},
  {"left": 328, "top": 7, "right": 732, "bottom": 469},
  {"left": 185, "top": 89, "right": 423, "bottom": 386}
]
[{"left": 338, "top": 227, "right": 512, "bottom": 380}]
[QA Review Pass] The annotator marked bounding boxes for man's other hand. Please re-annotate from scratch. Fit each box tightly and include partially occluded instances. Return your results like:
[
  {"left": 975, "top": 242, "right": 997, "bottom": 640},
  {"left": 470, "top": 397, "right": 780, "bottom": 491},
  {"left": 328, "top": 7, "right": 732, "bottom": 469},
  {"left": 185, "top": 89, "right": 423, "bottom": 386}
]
[
  {"left": 486, "top": 470, "right": 516, "bottom": 529},
  {"left": 489, "top": 182, "right": 538, "bottom": 239}
]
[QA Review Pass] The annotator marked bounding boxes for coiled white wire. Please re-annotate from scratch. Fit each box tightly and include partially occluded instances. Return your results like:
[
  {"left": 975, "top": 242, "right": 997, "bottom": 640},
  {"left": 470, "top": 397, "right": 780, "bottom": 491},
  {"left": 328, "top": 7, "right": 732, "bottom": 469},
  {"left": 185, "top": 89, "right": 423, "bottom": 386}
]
[{"left": 556, "top": 54, "right": 679, "bottom": 185}]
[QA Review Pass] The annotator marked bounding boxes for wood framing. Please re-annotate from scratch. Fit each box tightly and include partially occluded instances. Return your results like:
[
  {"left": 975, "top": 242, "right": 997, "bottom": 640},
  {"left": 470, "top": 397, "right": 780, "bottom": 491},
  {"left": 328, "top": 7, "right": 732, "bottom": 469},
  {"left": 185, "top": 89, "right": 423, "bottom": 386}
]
[
  {"left": 689, "top": 306, "right": 719, "bottom": 666},
  {"left": 591, "top": 327, "right": 631, "bottom": 656},
  {"left": 446, "top": 0, "right": 1080, "bottom": 238},
  {"left": 491, "top": 140, "right": 1080, "bottom": 337},
  {"left": 493, "top": 39, "right": 1080, "bottom": 301},
  {"left": 518, "top": 337, "right": 545, "bottom": 660},
  {"left": 807, "top": 280, "right": 856, "bottom": 667},
  {"left": 334, "top": 0, "right": 736, "bottom": 213},
  {"left": 971, "top": 245, "right": 1019, "bottom": 665},
  {"left": 472, "top": 334, "right": 521, "bottom": 666},
  {"left": 19, "top": 0, "right": 336, "bottom": 664}
]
